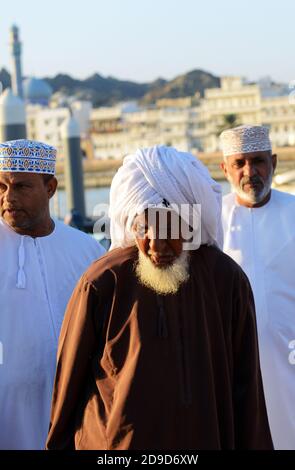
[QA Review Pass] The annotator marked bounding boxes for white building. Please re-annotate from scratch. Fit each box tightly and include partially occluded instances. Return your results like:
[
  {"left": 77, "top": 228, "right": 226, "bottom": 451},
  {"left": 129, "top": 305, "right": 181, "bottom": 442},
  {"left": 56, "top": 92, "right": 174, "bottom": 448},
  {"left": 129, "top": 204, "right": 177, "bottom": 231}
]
[
  {"left": 198, "top": 76, "right": 295, "bottom": 152},
  {"left": 262, "top": 96, "right": 295, "bottom": 147},
  {"left": 26, "top": 75, "right": 295, "bottom": 161},
  {"left": 198, "top": 77, "right": 262, "bottom": 152},
  {"left": 26, "top": 101, "right": 92, "bottom": 158},
  {"left": 90, "top": 101, "right": 201, "bottom": 159}
]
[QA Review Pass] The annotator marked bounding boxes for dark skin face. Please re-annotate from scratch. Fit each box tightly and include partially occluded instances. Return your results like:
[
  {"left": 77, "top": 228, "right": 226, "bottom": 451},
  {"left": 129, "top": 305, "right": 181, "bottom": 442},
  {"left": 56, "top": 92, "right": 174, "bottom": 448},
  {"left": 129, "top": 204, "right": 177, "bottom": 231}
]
[
  {"left": 0, "top": 172, "right": 57, "bottom": 237},
  {"left": 132, "top": 209, "right": 183, "bottom": 268},
  {"left": 221, "top": 150, "right": 277, "bottom": 208}
]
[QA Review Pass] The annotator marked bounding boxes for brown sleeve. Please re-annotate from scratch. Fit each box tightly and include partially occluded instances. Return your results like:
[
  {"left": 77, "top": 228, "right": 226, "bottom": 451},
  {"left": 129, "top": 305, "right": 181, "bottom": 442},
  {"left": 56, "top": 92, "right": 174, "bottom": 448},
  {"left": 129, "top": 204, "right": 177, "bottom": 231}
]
[
  {"left": 232, "top": 270, "right": 273, "bottom": 450},
  {"left": 46, "top": 274, "right": 100, "bottom": 449}
]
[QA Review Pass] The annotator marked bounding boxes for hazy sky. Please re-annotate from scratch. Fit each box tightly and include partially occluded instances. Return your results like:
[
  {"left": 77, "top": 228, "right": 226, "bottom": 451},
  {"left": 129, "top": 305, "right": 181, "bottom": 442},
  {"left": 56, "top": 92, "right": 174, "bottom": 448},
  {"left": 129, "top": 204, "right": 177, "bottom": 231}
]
[{"left": 0, "top": 0, "right": 294, "bottom": 84}]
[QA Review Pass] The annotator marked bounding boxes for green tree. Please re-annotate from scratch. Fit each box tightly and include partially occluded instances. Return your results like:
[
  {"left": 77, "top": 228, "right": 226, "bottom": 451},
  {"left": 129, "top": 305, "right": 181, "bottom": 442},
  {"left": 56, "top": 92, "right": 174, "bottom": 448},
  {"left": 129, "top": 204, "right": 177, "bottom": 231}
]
[{"left": 217, "top": 114, "right": 240, "bottom": 134}]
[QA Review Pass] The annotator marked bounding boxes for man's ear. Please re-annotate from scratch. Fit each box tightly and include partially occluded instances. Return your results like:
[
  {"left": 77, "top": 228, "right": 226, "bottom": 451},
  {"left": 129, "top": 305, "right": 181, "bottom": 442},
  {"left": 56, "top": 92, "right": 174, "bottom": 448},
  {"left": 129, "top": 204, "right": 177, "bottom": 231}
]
[
  {"left": 220, "top": 160, "right": 228, "bottom": 179},
  {"left": 272, "top": 153, "right": 277, "bottom": 173},
  {"left": 46, "top": 177, "right": 58, "bottom": 199}
]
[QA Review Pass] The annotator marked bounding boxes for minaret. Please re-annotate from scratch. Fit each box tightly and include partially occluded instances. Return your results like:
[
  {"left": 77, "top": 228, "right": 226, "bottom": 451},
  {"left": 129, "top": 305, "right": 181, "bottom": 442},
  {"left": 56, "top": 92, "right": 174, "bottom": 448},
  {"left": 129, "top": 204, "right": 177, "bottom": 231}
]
[{"left": 9, "top": 25, "right": 23, "bottom": 98}]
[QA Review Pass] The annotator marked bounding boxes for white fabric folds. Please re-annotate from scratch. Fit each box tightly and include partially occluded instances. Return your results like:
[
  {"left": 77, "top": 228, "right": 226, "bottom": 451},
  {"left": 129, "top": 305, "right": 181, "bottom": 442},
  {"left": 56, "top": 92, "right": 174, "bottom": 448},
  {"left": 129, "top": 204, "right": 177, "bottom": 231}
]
[
  {"left": 222, "top": 189, "right": 295, "bottom": 449},
  {"left": 109, "top": 145, "right": 223, "bottom": 250},
  {"left": 0, "top": 219, "right": 105, "bottom": 450}
]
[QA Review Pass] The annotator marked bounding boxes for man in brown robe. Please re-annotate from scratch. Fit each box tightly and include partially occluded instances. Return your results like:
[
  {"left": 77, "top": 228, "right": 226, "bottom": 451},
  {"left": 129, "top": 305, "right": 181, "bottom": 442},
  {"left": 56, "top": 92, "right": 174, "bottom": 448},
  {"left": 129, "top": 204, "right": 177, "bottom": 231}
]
[{"left": 46, "top": 145, "right": 273, "bottom": 450}]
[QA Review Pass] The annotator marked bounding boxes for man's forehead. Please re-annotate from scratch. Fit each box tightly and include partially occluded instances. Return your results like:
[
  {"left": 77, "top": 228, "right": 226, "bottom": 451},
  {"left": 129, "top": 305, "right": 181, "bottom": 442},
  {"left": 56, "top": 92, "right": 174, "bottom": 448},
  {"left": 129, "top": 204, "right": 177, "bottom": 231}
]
[
  {"left": 0, "top": 171, "right": 42, "bottom": 183},
  {"left": 227, "top": 150, "right": 272, "bottom": 161},
  {"left": 137, "top": 208, "right": 179, "bottom": 223}
]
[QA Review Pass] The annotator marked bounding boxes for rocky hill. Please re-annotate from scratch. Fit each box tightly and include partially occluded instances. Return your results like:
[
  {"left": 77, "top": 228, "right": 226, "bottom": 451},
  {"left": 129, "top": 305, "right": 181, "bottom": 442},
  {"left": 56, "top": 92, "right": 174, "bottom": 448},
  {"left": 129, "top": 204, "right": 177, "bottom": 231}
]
[
  {"left": 0, "top": 67, "right": 220, "bottom": 106},
  {"left": 141, "top": 69, "right": 220, "bottom": 104}
]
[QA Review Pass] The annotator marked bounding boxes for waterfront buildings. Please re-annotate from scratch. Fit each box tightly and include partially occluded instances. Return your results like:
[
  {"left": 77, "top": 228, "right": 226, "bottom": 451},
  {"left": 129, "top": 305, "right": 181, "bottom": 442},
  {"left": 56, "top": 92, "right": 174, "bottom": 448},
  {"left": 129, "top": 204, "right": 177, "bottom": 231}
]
[{"left": 89, "top": 76, "right": 295, "bottom": 159}]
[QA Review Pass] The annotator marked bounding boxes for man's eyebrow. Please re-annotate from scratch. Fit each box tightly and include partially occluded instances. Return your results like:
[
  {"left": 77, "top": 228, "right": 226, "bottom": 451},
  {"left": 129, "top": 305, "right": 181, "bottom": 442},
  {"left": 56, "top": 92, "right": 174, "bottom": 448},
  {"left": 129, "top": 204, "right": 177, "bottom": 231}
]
[{"left": 13, "top": 180, "right": 31, "bottom": 185}]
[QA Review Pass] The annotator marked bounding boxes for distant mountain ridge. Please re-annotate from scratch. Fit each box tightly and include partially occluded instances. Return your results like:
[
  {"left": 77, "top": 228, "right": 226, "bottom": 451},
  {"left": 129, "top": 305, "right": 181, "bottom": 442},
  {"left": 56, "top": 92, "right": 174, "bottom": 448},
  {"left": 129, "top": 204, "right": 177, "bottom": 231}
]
[
  {"left": 0, "top": 67, "right": 220, "bottom": 106},
  {"left": 141, "top": 70, "right": 220, "bottom": 103}
]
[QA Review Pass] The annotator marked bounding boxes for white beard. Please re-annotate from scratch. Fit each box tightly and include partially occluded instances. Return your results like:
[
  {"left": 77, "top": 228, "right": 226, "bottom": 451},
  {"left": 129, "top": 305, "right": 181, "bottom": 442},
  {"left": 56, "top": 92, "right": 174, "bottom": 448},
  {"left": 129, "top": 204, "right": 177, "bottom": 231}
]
[
  {"left": 228, "top": 172, "right": 273, "bottom": 205},
  {"left": 135, "top": 251, "right": 190, "bottom": 295}
]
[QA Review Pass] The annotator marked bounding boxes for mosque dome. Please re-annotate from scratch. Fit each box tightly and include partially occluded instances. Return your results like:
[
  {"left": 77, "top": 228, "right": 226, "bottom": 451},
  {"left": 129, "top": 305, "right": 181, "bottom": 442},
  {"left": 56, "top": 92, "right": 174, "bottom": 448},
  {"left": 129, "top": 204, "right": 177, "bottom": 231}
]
[{"left": 23, "top": 77, "right": 53, "bottom": 105}]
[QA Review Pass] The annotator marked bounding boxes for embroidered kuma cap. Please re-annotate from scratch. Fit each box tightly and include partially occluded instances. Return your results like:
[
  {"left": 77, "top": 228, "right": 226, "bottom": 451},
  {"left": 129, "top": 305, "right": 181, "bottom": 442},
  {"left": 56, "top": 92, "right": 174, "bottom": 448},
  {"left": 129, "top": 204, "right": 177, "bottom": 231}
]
[
  {"left": 0, "top": 139, "right": 56, "bottom": 175},
  {"left": 220, "top": 125, "right": 272, "bottom": 157}
]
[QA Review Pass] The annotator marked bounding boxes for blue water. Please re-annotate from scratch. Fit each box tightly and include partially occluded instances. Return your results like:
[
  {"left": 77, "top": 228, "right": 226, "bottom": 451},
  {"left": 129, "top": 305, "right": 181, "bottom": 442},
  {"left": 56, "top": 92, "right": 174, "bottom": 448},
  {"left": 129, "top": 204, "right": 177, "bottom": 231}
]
[
  {"left": 50, "top": 182, "right": 230, "bottom": 219},
  {"left": 50, "top": 187, "right": 111, "bottom": 219}
]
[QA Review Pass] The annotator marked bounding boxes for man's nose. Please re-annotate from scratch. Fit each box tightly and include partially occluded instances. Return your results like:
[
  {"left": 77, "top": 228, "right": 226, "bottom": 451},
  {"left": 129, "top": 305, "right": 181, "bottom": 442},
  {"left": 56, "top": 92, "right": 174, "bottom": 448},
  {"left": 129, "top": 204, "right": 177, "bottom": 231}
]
[
  {"left": 244, "top": 161, "right": 257, "bottom": 177},
  {"left": 149, "top": 237, "right": 167, "bottom": 254},
  {"left": 4, "top": 187, "right": 17, "bottom": 204}
]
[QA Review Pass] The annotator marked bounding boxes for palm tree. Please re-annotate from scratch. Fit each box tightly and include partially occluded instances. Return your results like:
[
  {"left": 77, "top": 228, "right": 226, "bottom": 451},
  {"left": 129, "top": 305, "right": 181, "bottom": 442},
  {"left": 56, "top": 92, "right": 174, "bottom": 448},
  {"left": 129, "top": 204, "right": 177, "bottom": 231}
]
[{"left": 217, "top": 114, "right": 240, "bottom": 134}]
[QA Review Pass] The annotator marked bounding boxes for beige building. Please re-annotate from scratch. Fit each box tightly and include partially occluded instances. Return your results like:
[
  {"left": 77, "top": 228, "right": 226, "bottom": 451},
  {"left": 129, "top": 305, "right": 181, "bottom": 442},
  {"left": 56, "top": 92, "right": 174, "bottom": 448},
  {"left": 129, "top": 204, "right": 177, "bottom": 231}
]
[
  {"left": 90, "top": 76, "right": 295, "bottom": 159},
  {"left": 197, "top": 76, "right": 295, "bottom": 152},
  {"left": 26, "top": 76, "right": 295, "bottom": 161},
  {"left": 262, "top": 95, "right": 295, "bottom": 147},
  {"left": 198, "top": 77, "right": 262, "bottom": 152},
  {"left": 90, "top": 105, "right": 125, "bottom": 159},
  {"left": 90, "top": 103, "right": 201, "bottom": 159}
]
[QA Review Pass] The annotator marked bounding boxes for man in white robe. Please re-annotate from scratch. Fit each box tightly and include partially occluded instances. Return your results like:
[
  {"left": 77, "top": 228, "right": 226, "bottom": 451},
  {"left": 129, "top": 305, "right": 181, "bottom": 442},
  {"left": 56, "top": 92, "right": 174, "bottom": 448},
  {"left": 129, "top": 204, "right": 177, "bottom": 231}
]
[
  {"left": 220, "top": 125, "right": 295, "bottom": 449},
  {"left": 0, "top": 139, "right": 105, "bottom": 450}
]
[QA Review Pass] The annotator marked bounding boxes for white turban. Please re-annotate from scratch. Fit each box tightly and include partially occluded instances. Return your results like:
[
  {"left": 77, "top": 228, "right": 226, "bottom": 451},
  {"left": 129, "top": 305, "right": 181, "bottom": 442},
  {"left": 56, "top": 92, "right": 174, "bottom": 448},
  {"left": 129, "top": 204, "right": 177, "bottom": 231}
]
[{"left": 109, "top": 145, "right": 223, "bottom": 250}]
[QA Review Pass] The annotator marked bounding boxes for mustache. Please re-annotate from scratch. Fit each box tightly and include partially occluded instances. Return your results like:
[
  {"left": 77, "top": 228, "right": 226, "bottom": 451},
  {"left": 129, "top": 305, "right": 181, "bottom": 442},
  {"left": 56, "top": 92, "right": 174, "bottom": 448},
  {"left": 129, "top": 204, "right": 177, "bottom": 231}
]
[
  {"left": 240, "top": 175, "right": 263, "bottom": 186},
  {"left": 147, "top": 251, "right": 174, "bottom": 259}
]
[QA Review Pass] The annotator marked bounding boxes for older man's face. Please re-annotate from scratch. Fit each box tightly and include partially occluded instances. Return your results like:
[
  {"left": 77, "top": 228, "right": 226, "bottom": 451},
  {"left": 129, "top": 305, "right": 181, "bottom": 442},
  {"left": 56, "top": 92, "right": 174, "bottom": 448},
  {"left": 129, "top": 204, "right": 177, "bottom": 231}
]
[
  {"left": 221, "top": 151, "right": 277, "bottom": 207},
  {"left": 132, "top": 209, "right": 189, "bottom": 295},
  {"left": 133, "top": 209, "right": 183, "bottom": 266}
]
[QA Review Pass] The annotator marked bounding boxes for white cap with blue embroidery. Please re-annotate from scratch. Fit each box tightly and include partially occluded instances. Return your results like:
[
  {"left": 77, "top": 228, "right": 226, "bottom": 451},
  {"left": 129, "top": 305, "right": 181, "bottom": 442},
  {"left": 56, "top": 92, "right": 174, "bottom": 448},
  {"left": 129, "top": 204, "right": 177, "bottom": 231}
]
[{"left": 0, "top": 139, "right": 56, "bottom": 175}]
